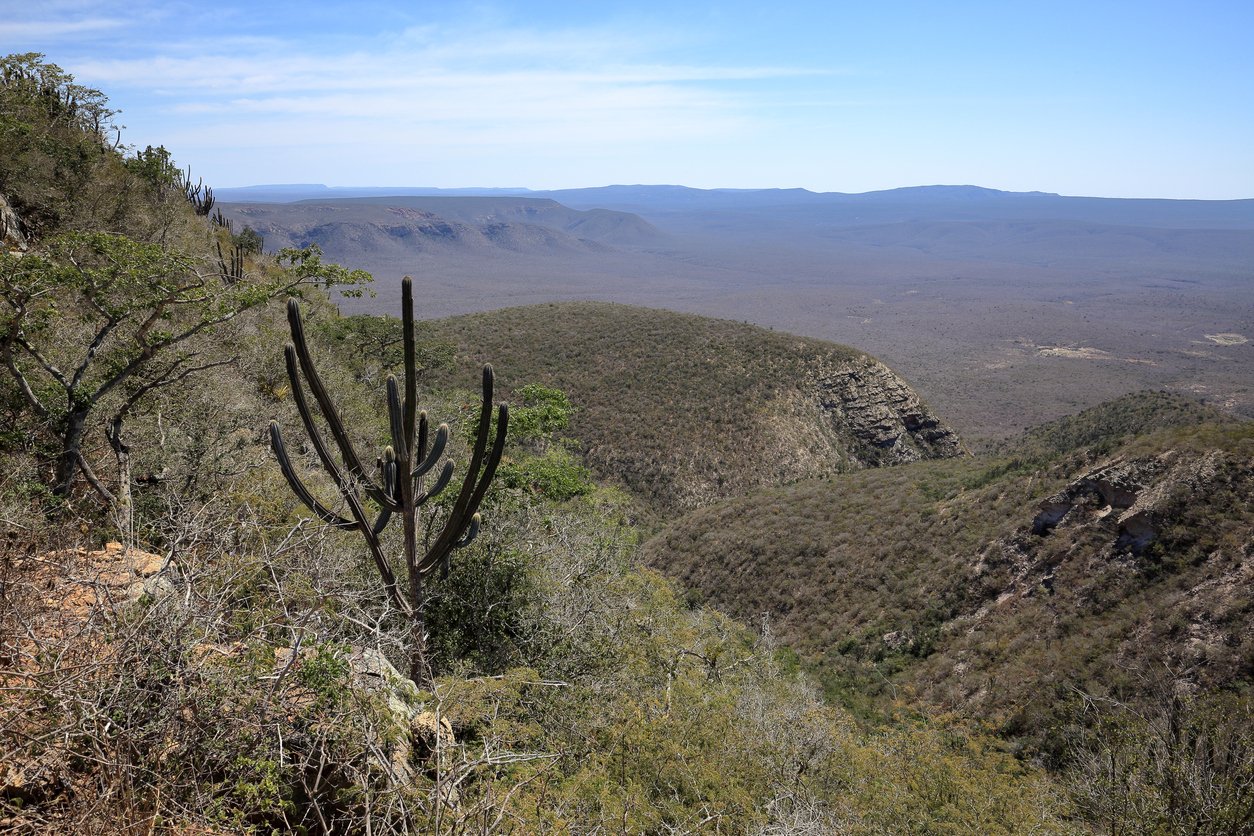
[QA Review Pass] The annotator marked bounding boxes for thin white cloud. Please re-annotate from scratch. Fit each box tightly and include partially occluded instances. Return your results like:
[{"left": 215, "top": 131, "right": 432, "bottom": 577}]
[
  {"left": 11, "top": 7, "right": 830, "bottom": 187},
  {"left": 80, "top": 56, "right": 811, "bottom": 93},
  {"left": 70, "top": 17, "right": 811, "bottom": 161},
  {"left": 0, "top": 18, "right": 124, "bottom": 38}
]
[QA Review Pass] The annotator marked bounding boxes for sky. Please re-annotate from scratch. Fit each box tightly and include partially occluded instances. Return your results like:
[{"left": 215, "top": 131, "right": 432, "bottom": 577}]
[{"left": 3, "top": 1, "right": 1252, "bottom": 198}]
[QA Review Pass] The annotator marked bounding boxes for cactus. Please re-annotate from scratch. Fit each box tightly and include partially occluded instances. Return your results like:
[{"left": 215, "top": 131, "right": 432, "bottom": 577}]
[
  {"left": 177, "top": 167, "right": 215, "bottom": 216},
  {"left": 269, "top": 276, "right": 508, "bottom": 684},
  {"left": 216, "top": 240, "right": 245, "bottom": 283}
]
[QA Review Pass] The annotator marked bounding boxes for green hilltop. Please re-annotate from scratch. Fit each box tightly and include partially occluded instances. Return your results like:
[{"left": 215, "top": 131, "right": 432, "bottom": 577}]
[{"left": 425, "top": 301, "right": 961, "bottom": 521}]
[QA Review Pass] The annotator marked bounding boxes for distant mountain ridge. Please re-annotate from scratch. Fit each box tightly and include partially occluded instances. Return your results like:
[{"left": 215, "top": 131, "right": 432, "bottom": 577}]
[
  {"left": 222, "top": 182, "right": 1254, "bottom": 441},
  {"left": 217, "top": 183, "right": 1254, "bottom": 229},
  {"left": 223, "top": 197, "right": 663, "bottom": 266}
]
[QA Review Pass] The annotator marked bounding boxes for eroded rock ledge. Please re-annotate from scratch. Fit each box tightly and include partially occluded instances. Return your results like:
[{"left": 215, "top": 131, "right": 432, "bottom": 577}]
[
  {"left": 1, "top": 191, "right": 29, "bottom": 253},
  {"left": 812, "top": 355, "right": 963, "bottom": 465},
  {"left": 1032, "top": 450, "right": 1223, "bottom": 552}
]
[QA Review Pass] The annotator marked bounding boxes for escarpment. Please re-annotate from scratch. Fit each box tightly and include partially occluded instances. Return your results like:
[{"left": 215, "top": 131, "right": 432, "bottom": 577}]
[
  {"left": 1028, "top": 449, "right": 1226, "bottom": 552},
  {"left": 1, "top": 192, "right": 28, "bottom": 252},
  {"left": 811, "top": 354, "right": 962, "bottom": 464},
  {"left": 427, "top": 301, "right": 962, "bottom": 518}
]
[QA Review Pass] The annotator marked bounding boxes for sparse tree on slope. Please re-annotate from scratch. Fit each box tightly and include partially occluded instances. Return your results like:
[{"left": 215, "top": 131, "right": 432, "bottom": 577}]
[{"left": 0, "top": 234, "right": 366, "bottom": 517}]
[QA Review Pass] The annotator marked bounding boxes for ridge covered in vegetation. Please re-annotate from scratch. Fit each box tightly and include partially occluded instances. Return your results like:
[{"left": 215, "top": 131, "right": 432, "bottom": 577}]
[
  {"left": 643, "top": 392, "right": 1253, "bottom": 759},
  {"left": 426, "top": 301, "right": 961, "bottom": 522}
]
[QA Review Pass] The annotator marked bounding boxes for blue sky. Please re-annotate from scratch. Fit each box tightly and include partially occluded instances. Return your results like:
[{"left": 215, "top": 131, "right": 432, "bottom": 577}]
[{"left": 3, "top": 1, "right": 1252, "bottom": 198}]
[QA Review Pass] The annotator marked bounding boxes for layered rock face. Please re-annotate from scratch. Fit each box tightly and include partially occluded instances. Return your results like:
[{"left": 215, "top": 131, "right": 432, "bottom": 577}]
[
  {"left": 812, "top": 355, "right": 962, "bottom": 465},
  {"left": 631, "top": 351, "right": 963, "bottom": 516}
]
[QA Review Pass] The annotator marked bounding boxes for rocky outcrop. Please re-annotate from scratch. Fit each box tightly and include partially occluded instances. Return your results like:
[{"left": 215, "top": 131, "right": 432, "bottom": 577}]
[
  {"left": 1031, "top": 450, "right": 1223, "bottom": 553},
  {"left": 812, "top": 355, "right": 962, "bottom": 464},
  {"left": 933, "top": 440, "right": 1252, "bottom": 722},
  {"left": 268, "top": 646, "right": 456, "bottom": 797},
  {"left": 2, "top": 541, "right": 174, "bottom": 806},
  {"left": 9, "top": 541, "right": 174, "bottom": 626},
  {"left": 1, "top": 191, "right": 29, "bottom": 253}
]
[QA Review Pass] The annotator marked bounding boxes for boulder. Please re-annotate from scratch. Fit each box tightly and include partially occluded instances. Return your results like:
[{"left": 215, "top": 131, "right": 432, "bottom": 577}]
[{"left": 0, "top": 191, "right": 28, "bottom": 253}]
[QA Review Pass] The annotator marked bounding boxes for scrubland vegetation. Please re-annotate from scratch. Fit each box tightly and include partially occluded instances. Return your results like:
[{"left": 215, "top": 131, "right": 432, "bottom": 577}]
[
  {"left": 645, "top": 394, "right": 1254, "bottom": 831},
  {"left": 2, "top": 54, "right": 1250, "bottom": 834},
  {"left": 426, "top": 302, "right": 960, "bottom": 523}
]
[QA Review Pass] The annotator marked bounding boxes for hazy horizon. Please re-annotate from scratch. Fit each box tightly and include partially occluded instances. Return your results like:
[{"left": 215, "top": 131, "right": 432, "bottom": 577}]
[
  {"left": 215, "top": 182, "right": 1253, "bottom": 202},
  {"left": 6, "top": 1, "right": 1254, "bottom": 201}
]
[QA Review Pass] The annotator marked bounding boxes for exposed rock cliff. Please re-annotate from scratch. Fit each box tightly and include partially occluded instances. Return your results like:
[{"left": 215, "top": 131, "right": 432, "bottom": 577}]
[
  {"left": 1, "top": 191, "right": 28, "bottom": 253},
  {"left": 939, "top": 441, "right": 1253, "bottom": 717},
  {"left": 428, "top": 302, "right": 963, "bottom": 520},
  {"left": 811, "top": 354, "right": 962, "bottom": 465},
  {"left": 1029, "top": 449, "right": 1225, "bottom": 553}
]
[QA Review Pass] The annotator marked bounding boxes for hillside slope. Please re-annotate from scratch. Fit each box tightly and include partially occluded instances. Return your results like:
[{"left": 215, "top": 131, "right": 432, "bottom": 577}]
[
  {"left": 221, "top": 197, "right": 662, "bottom": 265},
  {"left": 641, "top": 392, "right": 1252, "bottom": 736},
  {"left": 426, "top": 302, "right": 961, "bottom": 519}
]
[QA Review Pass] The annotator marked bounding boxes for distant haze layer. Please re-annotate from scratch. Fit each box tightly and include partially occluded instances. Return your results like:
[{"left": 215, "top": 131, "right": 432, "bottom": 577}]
[{"left": 220, "top": 184, "right": 1254, "bottom": 441}]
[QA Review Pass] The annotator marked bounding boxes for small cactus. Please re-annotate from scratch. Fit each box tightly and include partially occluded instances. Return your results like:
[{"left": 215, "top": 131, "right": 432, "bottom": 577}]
[
  {"left": 177, "top": 167, "right": 215, "bottom": 215},
  {"left": 216, "top": 240, "right": 244, "bottom": 283}
]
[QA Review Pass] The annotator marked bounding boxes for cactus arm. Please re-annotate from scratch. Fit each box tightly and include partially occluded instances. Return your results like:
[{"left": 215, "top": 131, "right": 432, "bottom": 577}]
[
  {"left": 274, "top": 414, "right": 402, "bottom": 606},
  {"left": 447, "top": 365, "right": 498, "bottom": 519},
  {"left": 387, "top": 375, "right": 408, "bottom": 464},
  {"left": 371, "top": 507, "right": 393, "bottom": 537},
  {"left": 417, "top": 374, "right": 508, "bottom": 575},
  {"left": 416, "top": 412, "right": 429, "bottom": 467},
  {"left": 269, "top": 422, "right": 355, "bottom": 530},
  {"left": 286, "top": 299, "right": 377, "bottom": 490},
  {"left": 454, "top": 513, "right": 481, "bottom": 548},
  {"left": 463, "top": 404, "right": 509, "bottom": 521},
  {"left": 287, "top": 344, "right": 396, "bottom": 511},
  {"left": 378, "top": 452, "right": 395, "bottom": 504},
  {"left": 285, "top": 346, "right": 347, "bottom": 483},
  {"left": 416, "top": 460, "right": 455, "bottom": 503},
  {"left": 417, "top": 368, "right": 495, "bottom": 572},
  {"left": 401, "top": 277, "right": 418, "bottom": 463},
  {"left": 413, "top": 423, "right": 449, "bottom": 480}
]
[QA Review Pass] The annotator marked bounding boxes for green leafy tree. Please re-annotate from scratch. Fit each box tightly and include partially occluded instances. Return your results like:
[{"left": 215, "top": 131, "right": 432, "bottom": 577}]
[
  {"left": 0, "top": 233, "right": 369, "bottom": 509},
  {"left": 124, "top": 144, "right": 181, "bottom": 192},
  {"left": 314, "top": 312, "right": 454, "bottom": 385},
  {"left": 506, "top": 383, "right": 574, "bottom": 445},
  {"left": 232, "top": 225, "right": 264, "bottom": 255},
  {"left": 498, "top": 384, "right": 592, "bottom": 499}
]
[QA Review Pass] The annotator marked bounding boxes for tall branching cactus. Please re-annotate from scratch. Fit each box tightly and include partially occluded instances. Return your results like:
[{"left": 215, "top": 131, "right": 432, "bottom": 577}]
[
  {"left": 177, "top": 167, "right": 215, "bottom": 216},
  {"left": 269, "top": 276, "right": 509, "bottom": 685}
]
